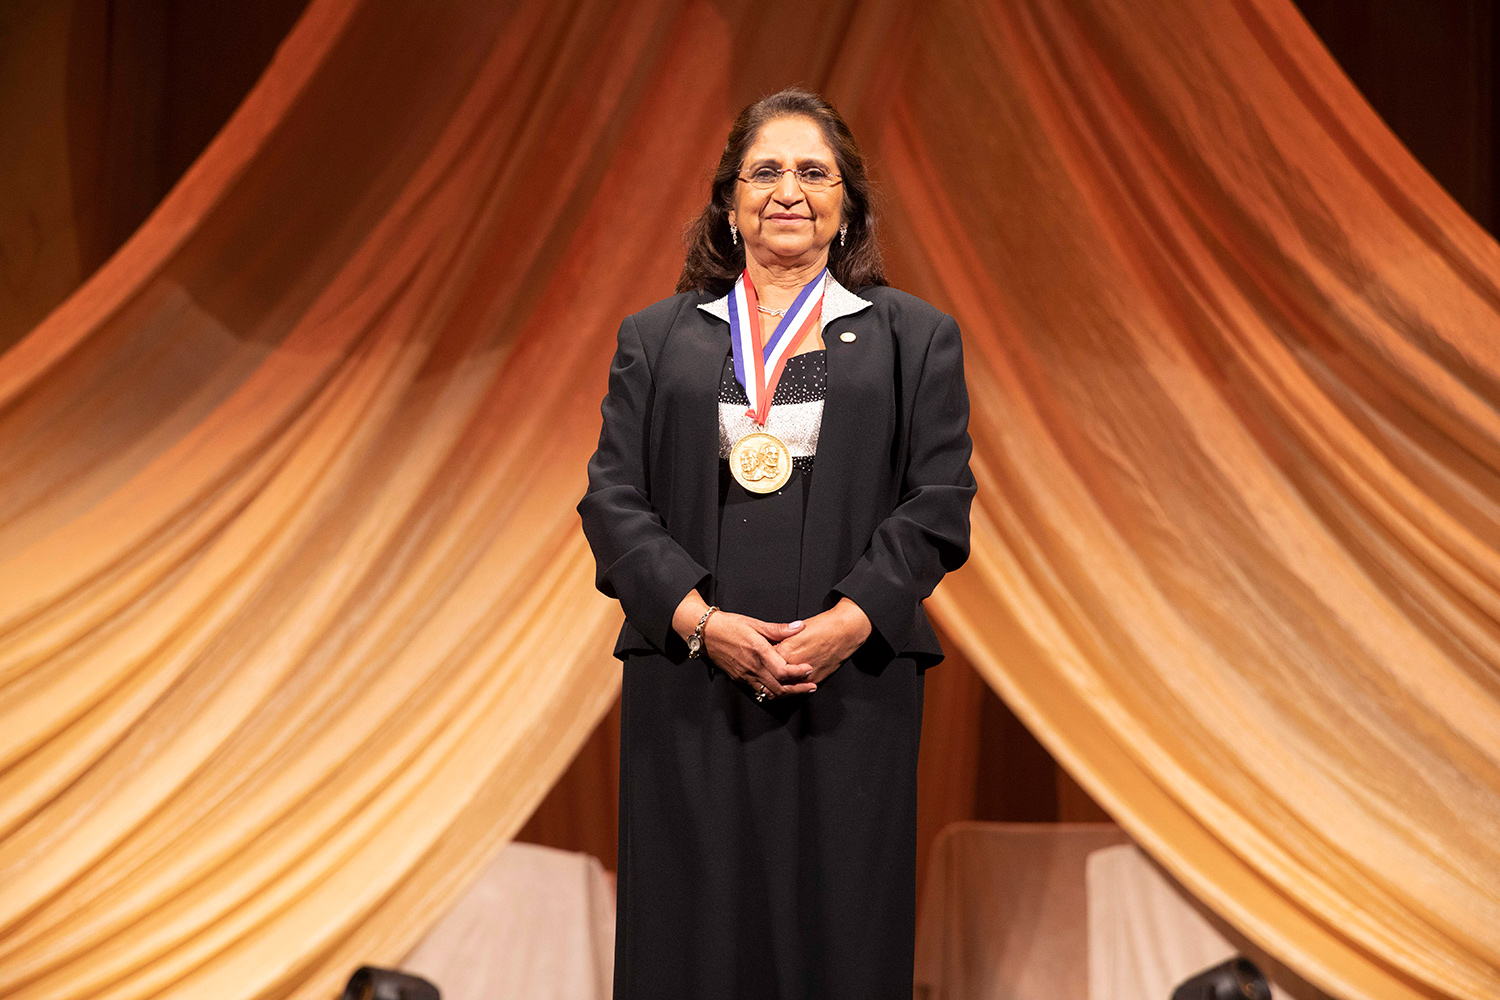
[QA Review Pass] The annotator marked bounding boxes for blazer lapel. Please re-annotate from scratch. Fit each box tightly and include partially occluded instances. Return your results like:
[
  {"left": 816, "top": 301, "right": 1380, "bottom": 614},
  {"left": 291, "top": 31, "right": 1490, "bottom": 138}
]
[
  {"left": 681, "top": 300, "right": 731, "bottom": 579},
  {"left": 798, "top": 298, "right": 883, "bottom": 617}
]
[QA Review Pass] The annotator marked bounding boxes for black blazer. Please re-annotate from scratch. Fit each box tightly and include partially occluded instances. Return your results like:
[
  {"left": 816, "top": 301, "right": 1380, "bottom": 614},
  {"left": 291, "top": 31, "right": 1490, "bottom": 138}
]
[{"left": 577, "top": 283, "right": 976, "bottom": 669}]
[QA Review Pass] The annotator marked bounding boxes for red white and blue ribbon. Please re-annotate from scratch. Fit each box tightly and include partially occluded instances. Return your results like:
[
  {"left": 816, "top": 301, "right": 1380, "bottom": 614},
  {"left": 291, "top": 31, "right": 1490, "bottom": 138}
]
[{"left": 728, "top": 267, "right": 826, "bottom": 426}]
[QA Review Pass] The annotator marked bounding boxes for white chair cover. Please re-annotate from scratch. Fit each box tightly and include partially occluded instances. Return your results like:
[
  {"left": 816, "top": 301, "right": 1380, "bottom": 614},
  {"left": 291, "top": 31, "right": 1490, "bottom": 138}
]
[
  {"left": 1087, "top": 844, "right": 1327, "bottom": 1000},
  {"left": 399, "top": 842, "right": 616, "bottom": 1000},
  {"left": 915, "top": 822, "right": 1131, "bottom": 1000}
]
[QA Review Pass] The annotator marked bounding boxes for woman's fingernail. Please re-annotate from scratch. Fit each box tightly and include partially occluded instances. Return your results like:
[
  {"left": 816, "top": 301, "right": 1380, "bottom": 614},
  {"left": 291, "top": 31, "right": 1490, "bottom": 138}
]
[{"left": 789, "top": 620, "right": 804, "bottom": 629}]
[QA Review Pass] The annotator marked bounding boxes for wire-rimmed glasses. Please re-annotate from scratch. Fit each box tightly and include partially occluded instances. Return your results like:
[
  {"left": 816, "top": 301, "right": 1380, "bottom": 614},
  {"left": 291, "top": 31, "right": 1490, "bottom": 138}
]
[{"left": 736, "top": 165, "right": 843, "bottom": 192}]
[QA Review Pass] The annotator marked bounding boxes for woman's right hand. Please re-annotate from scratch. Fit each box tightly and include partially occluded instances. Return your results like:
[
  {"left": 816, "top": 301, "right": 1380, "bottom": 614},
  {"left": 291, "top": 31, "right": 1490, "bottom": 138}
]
[
  {"left": 701, "top": 611, "right": 817, "bottom": 699},
  {"left": 672, "top": 591, "right": 815, "bottom": 699}
]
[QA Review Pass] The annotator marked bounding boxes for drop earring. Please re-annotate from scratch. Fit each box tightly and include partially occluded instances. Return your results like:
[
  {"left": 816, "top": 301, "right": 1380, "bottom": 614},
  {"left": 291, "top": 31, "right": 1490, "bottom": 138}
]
[
  {"left": 839, "top": 222, "right": 848, "bottom": 247},
  {"left": 730, "top": 222, "right": 738, "bottom": 246}
]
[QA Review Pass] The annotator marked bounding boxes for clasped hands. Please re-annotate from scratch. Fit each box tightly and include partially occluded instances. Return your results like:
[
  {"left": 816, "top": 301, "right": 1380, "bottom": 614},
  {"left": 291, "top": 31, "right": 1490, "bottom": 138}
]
[{"left": 672, "top": 592, "right": 872, "bottom": 700}]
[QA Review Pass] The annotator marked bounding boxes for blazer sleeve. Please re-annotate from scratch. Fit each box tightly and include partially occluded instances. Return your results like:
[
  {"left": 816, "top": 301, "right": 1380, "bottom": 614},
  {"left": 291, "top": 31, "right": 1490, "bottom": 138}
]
[
  {"left": 832, "top": 312, "right": 976, "bottom": 653},
  {"left": 578, "top": 313, "right": 711, "bottom": 651}
]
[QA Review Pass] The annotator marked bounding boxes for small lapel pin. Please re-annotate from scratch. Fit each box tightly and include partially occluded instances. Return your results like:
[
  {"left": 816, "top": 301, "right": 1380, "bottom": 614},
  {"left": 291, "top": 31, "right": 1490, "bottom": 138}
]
[{"left": 839, "top": 331, "right": 856, "bottom": 343}]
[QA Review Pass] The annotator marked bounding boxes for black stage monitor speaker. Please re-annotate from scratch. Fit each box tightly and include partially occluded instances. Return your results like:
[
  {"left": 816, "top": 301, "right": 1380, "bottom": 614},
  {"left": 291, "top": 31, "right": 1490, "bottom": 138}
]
[
  {"left": 1170, "top": 956, "right": 1272, "bottom": 1000},
  {"left": 339, "top": 966, "right": 440, "bottom": 1000}
]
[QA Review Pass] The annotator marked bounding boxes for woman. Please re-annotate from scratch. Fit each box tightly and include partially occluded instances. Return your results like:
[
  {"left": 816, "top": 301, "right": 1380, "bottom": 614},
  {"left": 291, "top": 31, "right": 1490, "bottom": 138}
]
[{"left": 578, "top": 87, "right": 975, "bottom": 999}]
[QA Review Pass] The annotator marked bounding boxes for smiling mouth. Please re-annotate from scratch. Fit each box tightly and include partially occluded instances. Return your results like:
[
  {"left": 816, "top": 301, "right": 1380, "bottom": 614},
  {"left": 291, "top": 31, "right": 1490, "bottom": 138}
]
[{"left": 767, "top": 214, "right": 808, "bottom": 221}]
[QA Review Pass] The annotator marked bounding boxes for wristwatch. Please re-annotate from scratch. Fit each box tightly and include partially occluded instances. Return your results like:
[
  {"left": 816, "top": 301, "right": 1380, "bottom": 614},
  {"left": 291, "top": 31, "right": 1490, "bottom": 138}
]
[{"left": 687, "top": 606, "right": 719, "bottom": 658}]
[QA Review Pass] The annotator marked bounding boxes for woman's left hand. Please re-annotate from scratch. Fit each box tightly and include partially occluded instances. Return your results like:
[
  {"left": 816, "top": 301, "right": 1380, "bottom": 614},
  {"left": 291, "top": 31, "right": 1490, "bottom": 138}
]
[{"left": 772, "top": 597, "right": 872, "bottom": 684}]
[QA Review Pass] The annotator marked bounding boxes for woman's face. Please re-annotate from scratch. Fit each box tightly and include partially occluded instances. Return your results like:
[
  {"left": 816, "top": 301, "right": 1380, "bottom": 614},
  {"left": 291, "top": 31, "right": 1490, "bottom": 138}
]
[{"left": 728, "top": 116, "right": 844, "bottom": 267}]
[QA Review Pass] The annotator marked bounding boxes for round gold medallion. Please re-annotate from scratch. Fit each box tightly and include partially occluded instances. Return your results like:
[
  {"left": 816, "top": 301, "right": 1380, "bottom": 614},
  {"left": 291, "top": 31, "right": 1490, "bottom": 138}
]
[{"left": 729, "top": 431, "right": 792, "bottom": 494}]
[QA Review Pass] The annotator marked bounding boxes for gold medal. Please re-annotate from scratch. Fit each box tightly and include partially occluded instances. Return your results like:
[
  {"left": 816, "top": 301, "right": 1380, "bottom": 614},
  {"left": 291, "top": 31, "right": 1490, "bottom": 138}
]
[{"left": 729, "top": 431, "right": 792, "bottom": 494}]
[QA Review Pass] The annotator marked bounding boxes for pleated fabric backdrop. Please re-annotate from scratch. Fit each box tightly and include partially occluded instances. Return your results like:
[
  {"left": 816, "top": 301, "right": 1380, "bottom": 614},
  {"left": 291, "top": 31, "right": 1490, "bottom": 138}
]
[{"left": 1, "top": 1, "right": 1498, "bottom": 998}]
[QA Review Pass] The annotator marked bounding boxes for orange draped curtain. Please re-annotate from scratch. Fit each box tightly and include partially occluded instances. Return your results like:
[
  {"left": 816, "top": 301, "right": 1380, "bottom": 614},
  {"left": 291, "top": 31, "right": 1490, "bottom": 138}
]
[{"left": 2, "top": 1, "right": 1498, "bottom": 999}]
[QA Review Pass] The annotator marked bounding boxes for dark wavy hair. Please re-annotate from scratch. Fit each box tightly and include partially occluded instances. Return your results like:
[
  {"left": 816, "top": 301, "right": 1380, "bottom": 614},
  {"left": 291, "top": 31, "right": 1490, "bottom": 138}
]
[{"left": 676, "top": 87, "right": 887, "bottom": 295}]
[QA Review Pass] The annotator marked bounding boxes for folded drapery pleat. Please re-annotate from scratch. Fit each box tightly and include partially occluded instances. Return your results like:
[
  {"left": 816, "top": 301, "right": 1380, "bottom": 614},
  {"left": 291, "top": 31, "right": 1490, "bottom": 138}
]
[{"left": 1, "top": 0, "right": 1497, "bottom": 997}]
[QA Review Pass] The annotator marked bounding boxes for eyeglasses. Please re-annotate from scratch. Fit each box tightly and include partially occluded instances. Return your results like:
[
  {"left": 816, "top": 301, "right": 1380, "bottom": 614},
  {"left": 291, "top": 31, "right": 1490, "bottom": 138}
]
[{"left": 736, "top": 165, "right": 843, "bottom": 191}]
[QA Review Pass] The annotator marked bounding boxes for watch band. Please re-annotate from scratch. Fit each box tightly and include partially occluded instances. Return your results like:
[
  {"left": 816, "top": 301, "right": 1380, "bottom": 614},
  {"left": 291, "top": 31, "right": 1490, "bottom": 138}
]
[{"left": 687, "top": 606, "right": 719, "bottom": 658}]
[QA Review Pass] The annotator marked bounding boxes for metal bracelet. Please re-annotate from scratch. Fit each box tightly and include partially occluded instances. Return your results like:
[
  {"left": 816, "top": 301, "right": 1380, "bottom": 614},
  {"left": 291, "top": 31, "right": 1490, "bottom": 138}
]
[{"left": 687, "top": 606, "right": 718, "bottom": 659}]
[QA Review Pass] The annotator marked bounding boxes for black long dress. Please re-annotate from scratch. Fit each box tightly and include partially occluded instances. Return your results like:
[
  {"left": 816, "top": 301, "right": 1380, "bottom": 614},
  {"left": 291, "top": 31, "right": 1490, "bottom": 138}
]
[{"left": 613, "top": 350, "right": 926, "bottom": 1000}]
